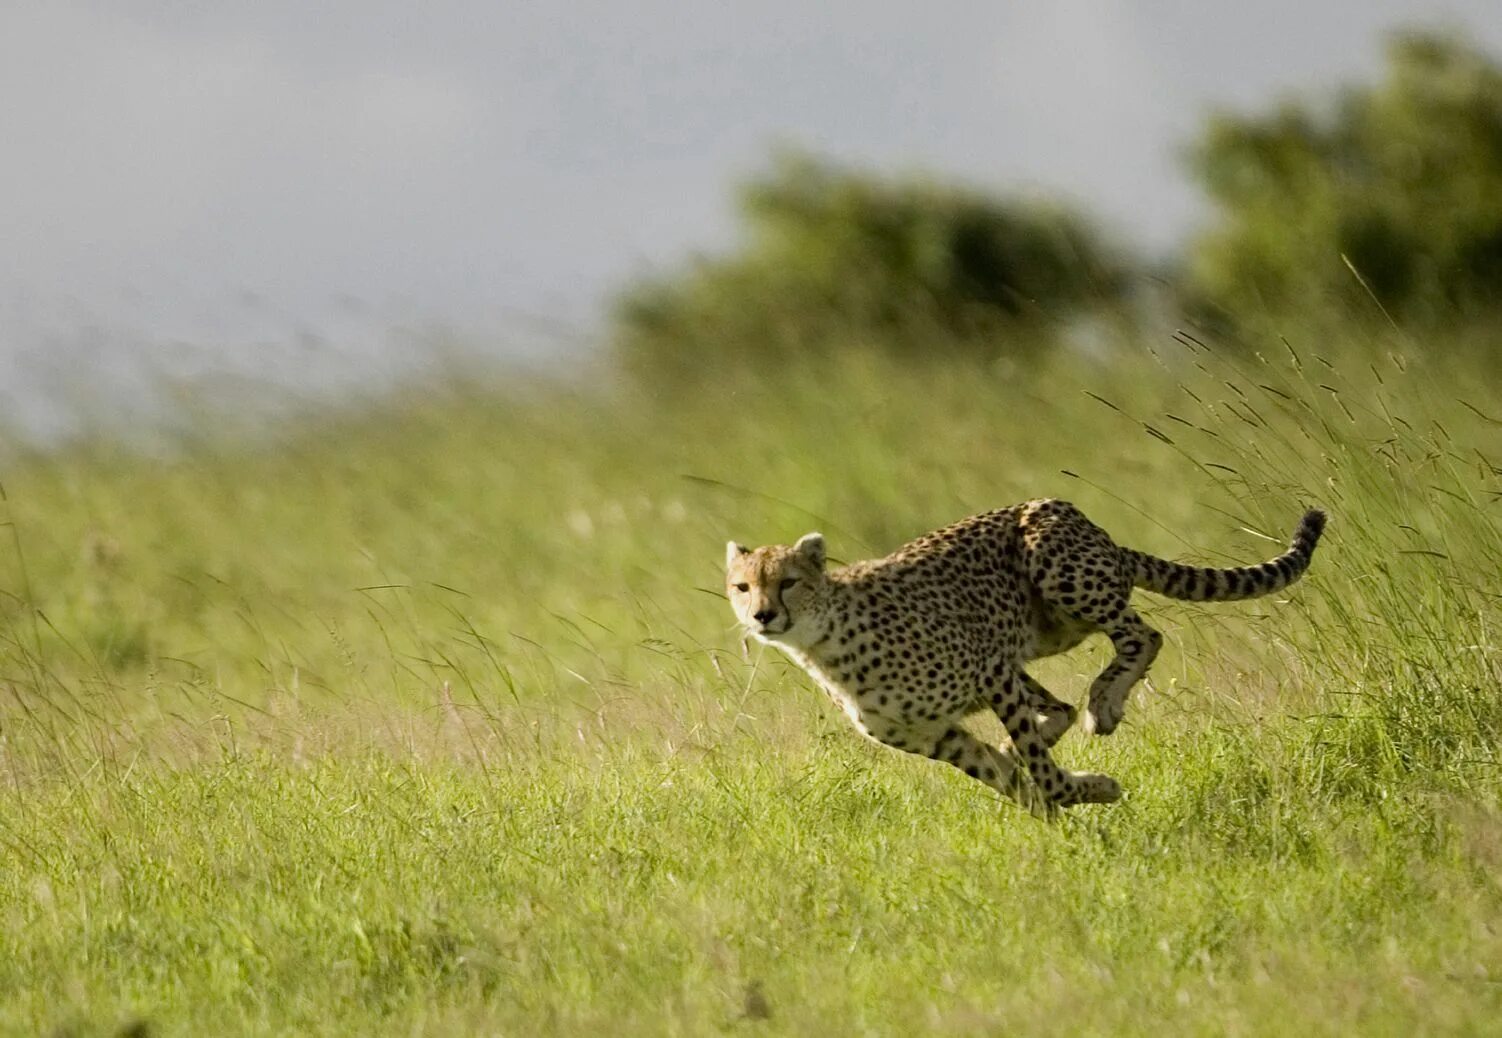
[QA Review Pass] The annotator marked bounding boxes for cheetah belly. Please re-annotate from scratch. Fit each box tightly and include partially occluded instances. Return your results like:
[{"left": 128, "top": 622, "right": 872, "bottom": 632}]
[{"left": 1024, "top": 592, "right": 1095, "bottom": 659}]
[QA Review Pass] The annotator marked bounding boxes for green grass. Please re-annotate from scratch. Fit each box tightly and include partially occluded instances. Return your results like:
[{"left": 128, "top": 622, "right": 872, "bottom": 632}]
[{"left": 1, "top": 328, "right": 1499, "bottom": 1035}]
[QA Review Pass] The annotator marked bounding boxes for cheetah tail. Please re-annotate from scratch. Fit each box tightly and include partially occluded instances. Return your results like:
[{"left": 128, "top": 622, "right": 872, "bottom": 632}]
[{"left": 1126, "top": 510, "right": 1327, "bottom": 602}]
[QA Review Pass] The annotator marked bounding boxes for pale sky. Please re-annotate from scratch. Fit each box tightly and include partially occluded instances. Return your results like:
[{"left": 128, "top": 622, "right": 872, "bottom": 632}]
[{"left": 2, "top": 2, "right": 1501, "bottom": 433}]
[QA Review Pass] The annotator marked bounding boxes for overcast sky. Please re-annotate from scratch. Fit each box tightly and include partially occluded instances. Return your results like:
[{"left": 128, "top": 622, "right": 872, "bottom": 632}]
[{"left": 2, "top": 1, "right": 1501, "bottom": 431}]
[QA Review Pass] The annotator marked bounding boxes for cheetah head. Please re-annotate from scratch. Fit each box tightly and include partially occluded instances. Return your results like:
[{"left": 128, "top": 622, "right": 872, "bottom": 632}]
[{"left": 724, "top": 532, "right": 827, "bottom": 646}]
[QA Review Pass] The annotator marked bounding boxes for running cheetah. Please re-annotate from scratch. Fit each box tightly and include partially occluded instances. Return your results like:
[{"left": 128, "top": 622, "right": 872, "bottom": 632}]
[{"left": 725, "top": 499, "right": 1326, "bottom": 811}]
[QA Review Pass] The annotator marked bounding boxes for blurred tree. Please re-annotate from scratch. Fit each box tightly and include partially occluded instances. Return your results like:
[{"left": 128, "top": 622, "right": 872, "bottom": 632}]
[
  {"left": 1182, "top": 30, "right": 1502, "bottom": 329},
  {"left": 613, "top": 152, "right": 1129, "bottom": 379}
]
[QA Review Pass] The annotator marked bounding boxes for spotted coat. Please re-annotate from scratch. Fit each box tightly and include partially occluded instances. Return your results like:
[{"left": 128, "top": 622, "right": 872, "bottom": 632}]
[{"left": 725, "top": 499, "right": 1326, "bottom": 812}]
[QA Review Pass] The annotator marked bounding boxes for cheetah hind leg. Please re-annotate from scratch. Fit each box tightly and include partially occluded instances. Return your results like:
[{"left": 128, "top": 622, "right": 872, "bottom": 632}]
[
  {"left": 1033, "top": 559, "right": 1163, "bottom": 735},
  {"left": 1077, "top": 608, "right": 1163, "bottom": 737},
  {"left": 1023, "top": 517, "right": 1162, "bottom": 737}
]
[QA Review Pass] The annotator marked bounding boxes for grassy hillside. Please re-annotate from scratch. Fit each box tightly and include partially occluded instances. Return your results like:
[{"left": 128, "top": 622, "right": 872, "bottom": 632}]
[{"left": 1, "top": 328, "right": 1499, "bottom": 1035}]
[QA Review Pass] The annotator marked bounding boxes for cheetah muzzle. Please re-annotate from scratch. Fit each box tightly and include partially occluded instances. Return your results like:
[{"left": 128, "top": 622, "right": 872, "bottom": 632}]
[{"left": 725, "top": 499, "right": 1326, "bottom": 812}]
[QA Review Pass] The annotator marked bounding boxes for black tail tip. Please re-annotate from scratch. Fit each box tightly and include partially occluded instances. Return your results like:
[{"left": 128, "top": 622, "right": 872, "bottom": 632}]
[{"left": 1298, "top": 508, "right": 1328, "bottom": 545}]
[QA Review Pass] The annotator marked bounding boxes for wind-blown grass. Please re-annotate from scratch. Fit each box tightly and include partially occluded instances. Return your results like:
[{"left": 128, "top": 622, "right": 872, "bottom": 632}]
[{"left": 0, "top": 326, "right": 1499, "bottom": 1035}]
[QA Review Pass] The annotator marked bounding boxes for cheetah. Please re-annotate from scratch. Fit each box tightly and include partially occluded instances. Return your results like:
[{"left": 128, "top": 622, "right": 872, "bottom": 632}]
[{"left": 725, "top": 499, "right": 1326, "bottom": 811}]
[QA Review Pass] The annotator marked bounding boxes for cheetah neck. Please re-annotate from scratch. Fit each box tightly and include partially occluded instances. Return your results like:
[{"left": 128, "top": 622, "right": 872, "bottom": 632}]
[
  {"left": 778, "top": 585, "right": 846, "bottom": 661},
  {"left": 752, "top": 584, "right": 842, "bottom": 661}
]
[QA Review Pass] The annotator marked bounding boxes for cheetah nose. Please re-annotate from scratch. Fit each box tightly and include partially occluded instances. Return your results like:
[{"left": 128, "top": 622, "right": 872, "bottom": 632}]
[{"left": 753, "top": 609, "right": 778, "bottom": 625}]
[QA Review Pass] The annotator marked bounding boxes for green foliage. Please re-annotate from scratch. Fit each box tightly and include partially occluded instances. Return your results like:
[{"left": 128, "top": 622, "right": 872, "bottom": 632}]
[
  {"left": 614, "top": 152, "right": 1130, "bottom": 379},
  {"left": 1183, "top": 30, "right": 1502, "bottom": 328},
  {"left": 1, "top": 323, "right": 1500, "bottom": 1033},
  {"left": 9, "top": 29, "right": 1502, "bottom": 1035}
]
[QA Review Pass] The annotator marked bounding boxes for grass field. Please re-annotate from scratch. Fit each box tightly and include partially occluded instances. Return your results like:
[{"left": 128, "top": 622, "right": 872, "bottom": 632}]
[{"left": 1, "top": 328, "right": 1500, "bottom": 1035}]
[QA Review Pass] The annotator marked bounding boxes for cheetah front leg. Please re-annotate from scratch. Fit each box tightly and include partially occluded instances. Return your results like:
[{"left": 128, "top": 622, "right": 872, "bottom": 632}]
[
  {"left": 1018, "top": 671, "right": 1077, "bottom": 747},
  {"left": 863, "top": 720, "right": 1033, "bottom": 809},
  {"left": 991, "top": 668, "right": 1121, "bottom": 809},
  {"left": 983, "top": 656, "right": 1075, "bottom": 746}
]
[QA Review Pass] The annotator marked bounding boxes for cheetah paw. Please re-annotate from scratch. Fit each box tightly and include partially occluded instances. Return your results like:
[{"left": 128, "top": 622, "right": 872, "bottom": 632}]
[
  {"left": 1036, "top": 704, "right": 1077, "bottom": 746},
  {"left": 1078, "top": 773, "right": 1122, "bottom": 804},
  {"left": 1082, "top": 702, "right": 1124, "bottom": 737}
]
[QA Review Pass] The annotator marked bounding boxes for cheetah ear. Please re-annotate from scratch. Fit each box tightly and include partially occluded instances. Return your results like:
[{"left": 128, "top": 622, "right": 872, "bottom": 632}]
[
  {"left": 725, "top": 540, "right": 750, "bottom": 567},
  {"left": 793, "top": 532, "right": 825, "bottom": 569}
]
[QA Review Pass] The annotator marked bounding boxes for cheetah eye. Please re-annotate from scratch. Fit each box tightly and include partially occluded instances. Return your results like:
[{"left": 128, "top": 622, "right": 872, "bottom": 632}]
[
  {"left": 779, "top": 578, "right": 798, "bottom": 590},
  {"left": 734, "top": 582, "right": 749, "bottom": 593}
]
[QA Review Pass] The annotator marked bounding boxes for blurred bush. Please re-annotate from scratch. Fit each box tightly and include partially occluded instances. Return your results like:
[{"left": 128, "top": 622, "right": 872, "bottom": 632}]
[
  {"left": 613, "top": 31, "right": 1502, "bottom": 378},
  {"left": 613, "top": 152, "right": 1131, "bottom": 380},
  {"left": 1182, "top": 30, "right": 1502, "bottom": 331}
]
